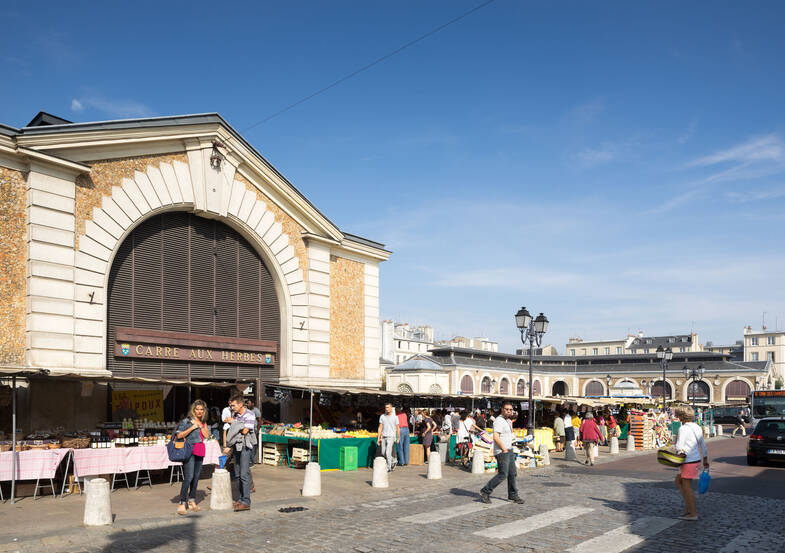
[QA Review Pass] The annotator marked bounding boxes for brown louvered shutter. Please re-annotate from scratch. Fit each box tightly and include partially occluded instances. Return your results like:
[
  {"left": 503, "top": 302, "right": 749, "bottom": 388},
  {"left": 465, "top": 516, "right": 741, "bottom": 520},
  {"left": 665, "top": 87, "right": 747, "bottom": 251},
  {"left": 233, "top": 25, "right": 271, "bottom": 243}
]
[{"left": 106, "top": 212, "right": 280, "bottom": 381}]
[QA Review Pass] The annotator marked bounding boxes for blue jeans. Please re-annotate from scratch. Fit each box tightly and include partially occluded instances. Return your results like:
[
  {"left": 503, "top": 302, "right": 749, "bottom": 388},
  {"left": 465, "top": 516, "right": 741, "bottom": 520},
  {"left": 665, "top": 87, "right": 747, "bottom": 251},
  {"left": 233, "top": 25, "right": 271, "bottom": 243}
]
[
  {"left": 234, "top": 447, "right": 252, "bottom": 506},
  {"left": 481, "top": 451, "right": 519, "bottom": 499},
  {"left": 179, "top": 454, "right": 204, "bottom": 504},
  {"left": 396, "top": 428, "right": 410, "bottom": 465}
]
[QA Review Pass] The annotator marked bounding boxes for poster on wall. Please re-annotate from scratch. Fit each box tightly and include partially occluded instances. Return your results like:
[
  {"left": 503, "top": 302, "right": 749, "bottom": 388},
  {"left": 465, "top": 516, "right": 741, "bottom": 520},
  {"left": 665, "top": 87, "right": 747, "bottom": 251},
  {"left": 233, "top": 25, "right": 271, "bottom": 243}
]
[{"left": 112, "top": 390, "right": 164, "bottom": 421}]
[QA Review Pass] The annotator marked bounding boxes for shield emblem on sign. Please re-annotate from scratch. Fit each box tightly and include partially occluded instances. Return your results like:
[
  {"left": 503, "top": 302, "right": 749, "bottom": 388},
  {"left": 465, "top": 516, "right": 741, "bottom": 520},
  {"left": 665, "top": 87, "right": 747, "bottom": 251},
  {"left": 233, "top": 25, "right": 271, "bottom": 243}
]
[
  {"left": 265, "top": 354, "right": 272, "bottom": 364},
  {"left": 121, "top": 343, "right": 130, "bottom": 356}
]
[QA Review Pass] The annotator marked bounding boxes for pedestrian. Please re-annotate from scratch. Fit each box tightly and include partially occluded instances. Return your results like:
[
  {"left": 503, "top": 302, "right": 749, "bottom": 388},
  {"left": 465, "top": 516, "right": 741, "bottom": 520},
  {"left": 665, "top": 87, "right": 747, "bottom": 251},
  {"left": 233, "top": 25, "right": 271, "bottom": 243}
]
[
  {"left": 563, "top": 409, "right": 575, "bottom": 450},
  {"left": 174, "top": 399, "right": 209, "bottom": 515},
  {"left": 221, "top": 401, "right": 234, "bottom": 447},
  {"left": 475, "top": 409, "right": 486, "bottom": 430},
  {"left": 377, "top": 403, "right": 400, "bottom": 472},
  {"left": 441, "top": 411, "right": 453, "bottom": 434},
  {"left": 553, "top": 412, "right": 565, "bottom": 452},
  {"left": 421, "top": 411, "right": 437, "bottom": 462},
  {"left": 457, "top": 410, "right": 480, "bottom": 444},
  {"left": 224, "top": 393, "right": 257, "bottom": 512},
  {"left": 396, "top": 406, "right": 410, "bottom": 466},
  {"left": 246, "top": 398, "right": 262, "bottom": 471},
  {"left": 480, "top": 402, "right": 525, "bottom": 504},
  {"left": 451, "top": 410, "right": 460, "bottom": 433},
  {"left": 731, "top": 408, "right": 746, "bottom": 438},
  {"left": 578, "top": 412, "right": 602, "bottom": 466},
  {"left": 597, "top": 412, "right": 607, "bottom": 446},
  {"left": 673, "top": 406, "right": 709, "bottom": 521},
  {"left": 606, "top": 409, "right": 618, "bottom": 439}
]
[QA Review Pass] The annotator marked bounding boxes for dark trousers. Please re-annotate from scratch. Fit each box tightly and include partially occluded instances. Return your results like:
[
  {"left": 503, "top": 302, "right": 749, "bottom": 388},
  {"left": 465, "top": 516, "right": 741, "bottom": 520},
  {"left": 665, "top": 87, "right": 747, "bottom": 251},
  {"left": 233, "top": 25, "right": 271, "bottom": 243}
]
[
  {"left": 179, "top": 454, "right": 204, "bottom": 504},
  {"left": 234, "top": 447, "right": 252, "bottom": 506},
  {"left": 481, "top": 451, "right": 519, "bottom": 499}
]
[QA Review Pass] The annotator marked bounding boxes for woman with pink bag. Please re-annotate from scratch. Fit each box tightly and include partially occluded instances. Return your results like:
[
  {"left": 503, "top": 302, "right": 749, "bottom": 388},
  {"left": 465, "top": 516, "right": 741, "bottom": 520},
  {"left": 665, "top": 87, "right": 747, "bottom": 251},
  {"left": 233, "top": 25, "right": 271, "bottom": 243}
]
[
  {"left": 578, "top": 412, "right": 602, "bottom": 466},
  {"left": 174, "top": 399, "right": 209, "bottom": 515}
]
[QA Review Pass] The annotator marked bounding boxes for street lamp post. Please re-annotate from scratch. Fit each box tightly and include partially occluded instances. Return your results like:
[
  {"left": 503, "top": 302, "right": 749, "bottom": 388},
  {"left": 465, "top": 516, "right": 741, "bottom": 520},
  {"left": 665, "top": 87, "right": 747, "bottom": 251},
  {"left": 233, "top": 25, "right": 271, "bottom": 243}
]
[
  {"left": 605, "top": 374, "right": 612, "bottom": 397},
  {"left": 656, "top": 346, "right": 673, "bottom": 413},
  {"left": 515, "top": 307, "right": 549, "bottom": 432},
  {"left": 683, "top": 364, "right": 706, "bottom": 412}
]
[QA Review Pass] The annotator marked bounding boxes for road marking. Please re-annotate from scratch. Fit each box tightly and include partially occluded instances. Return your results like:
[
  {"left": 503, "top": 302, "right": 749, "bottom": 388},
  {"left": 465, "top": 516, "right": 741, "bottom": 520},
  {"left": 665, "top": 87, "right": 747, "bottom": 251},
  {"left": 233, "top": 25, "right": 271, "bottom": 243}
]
[
  {"left": 568, "top": 516, "right": 678, "bottom": 553},
  {"left": 718, "top": 530, "right": 785, "bottom": 553},
  {"left": 474, "top": 506, "right": 594, "bottom": 539},
  {"left": 398, "top": 499, "right": 505, "bottom": 523}
]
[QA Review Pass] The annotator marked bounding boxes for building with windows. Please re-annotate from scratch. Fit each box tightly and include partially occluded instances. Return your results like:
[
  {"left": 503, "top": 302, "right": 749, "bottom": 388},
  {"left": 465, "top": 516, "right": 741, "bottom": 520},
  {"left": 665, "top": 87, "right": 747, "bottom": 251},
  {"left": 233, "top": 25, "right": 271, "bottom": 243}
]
[
  {"left": 566, "top": 332, "right": 702, "bottom": 356},
  {"left": 744, "top": 326, "right": 785, "bottom": 380},
  {"left": 704, "top": 341, "right": 744, "bottom": 361},
  {"left": 516, "top": 345, "right": 559, "bottom": 356},
  {"left": 0, "top": 111, "right": 389, "bottom": 431},
  {"left": 385, "top": 346, "right": 772, "bottom": 404},
  {"left": 380, "top": 321, "right": 434, "bottom": 366},
  {"left": 436, "top": 336, "right": 498, "bottom": 352}
]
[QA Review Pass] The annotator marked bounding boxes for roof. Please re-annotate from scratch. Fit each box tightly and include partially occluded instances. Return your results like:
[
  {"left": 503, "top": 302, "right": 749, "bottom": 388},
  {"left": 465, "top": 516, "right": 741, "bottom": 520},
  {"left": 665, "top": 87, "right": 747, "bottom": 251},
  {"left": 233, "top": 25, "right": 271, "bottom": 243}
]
[
  {"left": 3, "top": 112, "right": 388, "bottom": 255},
  {"left": 629, "top": 335, "right": 693, "bottom": 349},
  {"left": 390, "top": 355, "right": 444, "bottom": 372}
]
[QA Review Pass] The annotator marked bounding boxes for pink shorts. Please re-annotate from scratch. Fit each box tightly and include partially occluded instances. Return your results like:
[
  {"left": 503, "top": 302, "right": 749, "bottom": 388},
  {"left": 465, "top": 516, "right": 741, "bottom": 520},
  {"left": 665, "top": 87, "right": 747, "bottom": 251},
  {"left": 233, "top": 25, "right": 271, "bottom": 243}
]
[{"left": 680, "top": 461, "right": 700, "bottom": 479}]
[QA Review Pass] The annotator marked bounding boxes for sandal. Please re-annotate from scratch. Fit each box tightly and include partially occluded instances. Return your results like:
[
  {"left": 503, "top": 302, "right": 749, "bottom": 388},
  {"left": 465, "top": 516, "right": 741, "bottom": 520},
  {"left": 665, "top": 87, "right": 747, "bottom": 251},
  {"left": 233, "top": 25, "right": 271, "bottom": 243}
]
[
  {"left": 188, "top": 501, "right": 201, "bottom": 512},
  {"left": 177, "top": 503, "right": 188, "bottom": 515}
]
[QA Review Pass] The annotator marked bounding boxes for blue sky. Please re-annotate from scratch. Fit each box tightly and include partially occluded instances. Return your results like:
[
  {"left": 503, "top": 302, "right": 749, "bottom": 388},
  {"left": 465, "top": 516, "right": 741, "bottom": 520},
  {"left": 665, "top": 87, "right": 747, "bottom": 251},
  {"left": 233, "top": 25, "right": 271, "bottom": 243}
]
[{"left": 3, "top": 1, "right": 785, "bottom": 352}]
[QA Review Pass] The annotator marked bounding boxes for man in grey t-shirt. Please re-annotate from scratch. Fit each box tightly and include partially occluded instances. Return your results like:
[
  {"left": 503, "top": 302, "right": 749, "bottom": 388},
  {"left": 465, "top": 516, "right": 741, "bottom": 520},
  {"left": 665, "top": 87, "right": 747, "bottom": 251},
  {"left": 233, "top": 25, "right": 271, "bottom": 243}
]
[
  {"left": 480, "top": 402, "right": 524, "bottom": 504},
  {"left": 377, "top": 403, "right": 400, "bottom": 471}
]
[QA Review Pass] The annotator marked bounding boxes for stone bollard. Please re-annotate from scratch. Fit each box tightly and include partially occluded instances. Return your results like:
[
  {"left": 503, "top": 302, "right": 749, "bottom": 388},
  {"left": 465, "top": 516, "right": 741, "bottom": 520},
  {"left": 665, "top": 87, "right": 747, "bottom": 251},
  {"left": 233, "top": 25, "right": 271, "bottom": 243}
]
[
  {"left": 437, "top": 441, "right": 449, "bottom": 464},
  {"left": 564, "top": 442, "right": 577, "bottom": 461},
  {"left": 372, "top": 457, "right": 389, "bottom": 488},
  {"left": 427, "top": 452, "right": 442, "bottom": 480},
  {"left": 609, "top": 436, "right": 619, "bottom": 455},
  {"left": 301, "top": 462, "right": 321, "bottom": 496},
  {"left": 716, "top": 424, "right": 723, "bottom": 436},
  {"left": 702, "top": 425, "right": 710, "bottom": 438},
  {"left": 471, "top": 450, "right": 485, "bottom": 474},
  {"left": 592, "top": 443, "right": 600, "bottom": 460},
  {"left": 626, "top": 435, "right": 636, "bottom": 452},
  {"left": 83, "top": 477, "right": 112, "bottom": 526},
  {"left": 210, "top": 468, "right": 233, "bottom": 510},
  {"left": 538, "top": 444, "right": 550, "bottom": 466}
]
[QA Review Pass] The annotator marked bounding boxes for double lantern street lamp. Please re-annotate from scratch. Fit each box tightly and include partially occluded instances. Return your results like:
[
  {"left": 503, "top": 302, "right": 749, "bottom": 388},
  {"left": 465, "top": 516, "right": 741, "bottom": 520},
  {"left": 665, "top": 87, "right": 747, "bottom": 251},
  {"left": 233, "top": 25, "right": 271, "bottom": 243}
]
[
  {"left": 683, "top": 364, "right": 705, "bottom": 412},
  {"left": 515, "top": 307, "right": 549, "bottom": 432},
  {"left": 656, "top": 346, "right": 673, "bottom": 412}
]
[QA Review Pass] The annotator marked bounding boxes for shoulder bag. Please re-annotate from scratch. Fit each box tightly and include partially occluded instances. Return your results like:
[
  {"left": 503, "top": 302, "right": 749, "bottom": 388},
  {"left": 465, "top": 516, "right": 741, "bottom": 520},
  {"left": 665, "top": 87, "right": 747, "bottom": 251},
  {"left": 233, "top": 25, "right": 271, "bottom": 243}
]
[
  {"left": 167, "top": 427, "right": 194, "bottom": 463},
  {"left": 192, "top": 423, "right": 206, "bottom": 457}
]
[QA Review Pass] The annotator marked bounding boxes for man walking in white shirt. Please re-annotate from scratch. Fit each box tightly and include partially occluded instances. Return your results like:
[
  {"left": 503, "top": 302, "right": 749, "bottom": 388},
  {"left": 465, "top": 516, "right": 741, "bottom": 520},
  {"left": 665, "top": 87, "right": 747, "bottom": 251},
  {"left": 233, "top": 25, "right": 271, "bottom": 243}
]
[{"left": 480, "top": 402, "right": 524, "bottom": 504}]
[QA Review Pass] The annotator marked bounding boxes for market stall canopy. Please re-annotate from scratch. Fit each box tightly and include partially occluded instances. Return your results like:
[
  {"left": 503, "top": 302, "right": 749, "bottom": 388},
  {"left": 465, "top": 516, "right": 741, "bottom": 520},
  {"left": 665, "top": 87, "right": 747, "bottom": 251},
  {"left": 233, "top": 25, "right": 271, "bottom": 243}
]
[{"left": 24, "top": 373, "right": 254, "bottom": 387}]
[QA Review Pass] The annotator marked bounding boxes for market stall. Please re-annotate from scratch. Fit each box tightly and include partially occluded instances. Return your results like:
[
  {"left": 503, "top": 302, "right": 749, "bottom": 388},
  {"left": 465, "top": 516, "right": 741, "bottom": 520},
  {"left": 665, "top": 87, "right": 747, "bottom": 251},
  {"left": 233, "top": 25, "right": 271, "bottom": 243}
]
[
  {"left": 0, "top": 448, "right": 72, "bottom": 499},
  {"left": 73, "top": 440, "right": 222, "bottom": 478}
]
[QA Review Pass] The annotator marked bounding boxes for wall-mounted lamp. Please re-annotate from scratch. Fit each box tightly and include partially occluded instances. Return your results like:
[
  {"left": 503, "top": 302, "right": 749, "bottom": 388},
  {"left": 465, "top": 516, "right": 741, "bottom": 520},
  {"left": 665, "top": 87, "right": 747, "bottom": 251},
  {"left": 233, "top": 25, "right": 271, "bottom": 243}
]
[{"left": 210, "top": 140, "right": 226, "bottom": 170}]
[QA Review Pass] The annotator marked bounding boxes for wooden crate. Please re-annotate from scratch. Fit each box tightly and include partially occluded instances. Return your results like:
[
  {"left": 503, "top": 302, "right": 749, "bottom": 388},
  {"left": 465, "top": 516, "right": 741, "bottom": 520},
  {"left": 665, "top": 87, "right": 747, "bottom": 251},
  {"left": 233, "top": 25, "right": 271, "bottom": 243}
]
[
  {"left": 262, "top": 443, "right": 287, "bottom": 466},
  {"left": 291, "top": 447, "right": 310, "bottom": 463},
  {"left": 410, "top": 444, "right": 424, "bottom": 465}
]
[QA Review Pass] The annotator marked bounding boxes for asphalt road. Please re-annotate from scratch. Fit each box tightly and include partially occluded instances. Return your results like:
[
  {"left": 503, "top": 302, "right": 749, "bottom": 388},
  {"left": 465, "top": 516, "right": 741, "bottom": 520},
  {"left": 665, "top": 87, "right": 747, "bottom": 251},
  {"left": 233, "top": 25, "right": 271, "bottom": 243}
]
[{"left": 571, "top": 434, "right": 785, "bottom": 499}]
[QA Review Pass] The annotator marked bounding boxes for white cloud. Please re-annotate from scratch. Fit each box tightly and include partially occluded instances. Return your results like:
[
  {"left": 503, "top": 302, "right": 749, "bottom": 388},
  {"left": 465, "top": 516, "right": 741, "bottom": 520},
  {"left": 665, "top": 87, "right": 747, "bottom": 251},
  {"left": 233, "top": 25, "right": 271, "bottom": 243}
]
[
  {"left": 725, "top": 186, "right": 785, "bottom": 203},
  {"left": 71, "top": 95, "right": 154, "bottom": 118},
  {"left": 645, "top": 188, "right": 701, "bottom": 214},
  {"left": 688, "top": 134, "right": 785, "bottom": 167},
  {"left": 575, "top": 145, "right": 617, "bottom": 167}
]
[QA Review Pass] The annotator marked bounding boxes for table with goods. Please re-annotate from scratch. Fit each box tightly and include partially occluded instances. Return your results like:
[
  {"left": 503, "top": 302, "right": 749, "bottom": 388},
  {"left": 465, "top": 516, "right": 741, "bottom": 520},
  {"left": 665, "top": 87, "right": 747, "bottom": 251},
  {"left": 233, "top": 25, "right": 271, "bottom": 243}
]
[
  {"left": 0, "top": 417, "right": 220, "bottom": 498},
  {"left": 261, "top": 424, "right": 378, "bottom": 471}
]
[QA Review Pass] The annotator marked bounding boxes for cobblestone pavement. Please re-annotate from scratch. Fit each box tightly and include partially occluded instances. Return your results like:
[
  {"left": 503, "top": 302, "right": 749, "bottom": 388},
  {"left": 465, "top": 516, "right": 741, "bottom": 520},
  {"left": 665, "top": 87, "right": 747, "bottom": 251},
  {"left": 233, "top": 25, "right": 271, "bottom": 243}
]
[{"left": 3, "top": 464, "right": 785, "bottom": 553}]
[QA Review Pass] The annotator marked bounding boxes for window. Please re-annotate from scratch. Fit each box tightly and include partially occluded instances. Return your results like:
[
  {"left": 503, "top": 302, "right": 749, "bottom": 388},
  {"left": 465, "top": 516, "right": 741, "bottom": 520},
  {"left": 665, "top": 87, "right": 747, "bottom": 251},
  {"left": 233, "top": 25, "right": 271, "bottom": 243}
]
[
  {"left": 397, "top": 340, "right": 402, "bottom": 348},
  {"left": 593, "top": 348, "right": 599, "bottom": 355},
  {"left": 499, "top": 378, "right": 510, "bottom": 395},
  {"left": 604, "top": 347, "right": 610, "bottom": 355},
  {"left": 681, "top": 337, "right": 688, "bottom": 342},
  {"left": 516, "top": 379, "right": 526, "bottom": 395},
  {"left": 616, "top": 347, "right": 622, "bottom": 354},
  {"left": 646, "top": 338, "right": 653, "bottom": 344},
  {"left": 751, "top": 337, "right": 759, "bottom": 346},
  {"left": 481, "top": 377, "right": 492, "bottom": 394},
  {"left": 460, "top": 375, "right": 474, "bottom": 394},
  {"left": 570, "top": 350, "right": 576, "bottom": 356},
  {"left": 585, "top": 381, "right": 604, "bottom": 397},
  {"left": 768, "top": 352, "right": 776, "bottom": 362},
  {"left": 768, "top": 336, "right": 776, "bottom": 345},
  {"left": 751, "top": 352, "right": 759, "bottom": 361},
  {"left": 668, "top": 337, "right": 675, "bottom": 343},
  {"left": 644, "top": 348, "right": 650, "bottom": 354},
  {"left": 679, "top": 347, "right": 685, "bottom": 353}
]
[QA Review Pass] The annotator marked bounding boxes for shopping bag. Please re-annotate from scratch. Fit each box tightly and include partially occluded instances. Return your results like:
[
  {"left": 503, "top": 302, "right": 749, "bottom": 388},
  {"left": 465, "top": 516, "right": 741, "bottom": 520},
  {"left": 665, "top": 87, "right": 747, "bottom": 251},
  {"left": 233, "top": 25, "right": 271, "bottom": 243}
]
[
  {"left": 167, "top": 432, "right": 193, "bottom": 462},
  {"left": 657, "top": 447, "right": 686, "bottom": 467},
  {"left": 698, "top": 469, "right": 711, "bottom": 494}
]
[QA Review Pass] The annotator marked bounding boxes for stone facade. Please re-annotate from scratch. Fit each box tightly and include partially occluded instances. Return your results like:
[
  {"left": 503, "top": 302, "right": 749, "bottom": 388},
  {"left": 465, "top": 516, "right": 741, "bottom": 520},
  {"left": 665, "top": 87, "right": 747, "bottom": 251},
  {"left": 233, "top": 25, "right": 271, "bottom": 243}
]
[
  {"left": 0, "top": 167, "right": 27, "bottom": 365},
  {"left": 329, "top": 254, "right": 365, "bottom": 379},
  {"left": 74, "top": 153, "right": 187, "bottom": 248}
]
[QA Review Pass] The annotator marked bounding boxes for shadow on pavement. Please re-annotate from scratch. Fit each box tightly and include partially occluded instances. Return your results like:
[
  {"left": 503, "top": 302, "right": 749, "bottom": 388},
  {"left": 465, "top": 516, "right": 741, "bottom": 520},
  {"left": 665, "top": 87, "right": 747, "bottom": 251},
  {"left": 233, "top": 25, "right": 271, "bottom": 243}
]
[{"left": 101, "top": 518, "right": 197, "bottom": 553}]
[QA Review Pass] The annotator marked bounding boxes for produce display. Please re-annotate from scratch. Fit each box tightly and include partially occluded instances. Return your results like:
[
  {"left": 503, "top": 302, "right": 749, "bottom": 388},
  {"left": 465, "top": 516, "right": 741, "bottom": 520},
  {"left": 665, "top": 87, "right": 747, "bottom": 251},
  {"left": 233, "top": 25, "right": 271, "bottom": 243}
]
[{"left": 268, "top": 423, "right": 377, "bottom": 440}]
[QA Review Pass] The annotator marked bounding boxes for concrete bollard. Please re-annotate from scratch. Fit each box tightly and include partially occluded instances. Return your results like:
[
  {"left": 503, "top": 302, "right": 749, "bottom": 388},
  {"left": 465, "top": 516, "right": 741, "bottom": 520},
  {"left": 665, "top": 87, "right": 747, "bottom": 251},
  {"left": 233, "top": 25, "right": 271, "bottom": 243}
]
[
  {"left": 210, "top": 468, "right": 234, "bottom": 510},
  {"left": 83, "top": 478, "right": 112, "bottom": 526},
  {"left": 301, "top": 462, "right": 321, "bottom": 496},
  {"left": 538, "top": 444, "right": 550, "bottom": 466},
  {"left": 427, "top": 452, "right": 442, "bottom": 480},
  {"left": 372, "top": 457, "right": 389, "bottom": 488},
  {"left": 564, "top": 442, "right": 577, "bottom": 461},
  {"left": 716, "top": 424, "right": 723, "bottom": 436},
  {"left": 609, "top": 436, "right": 619, "bottom": 455},
  {"left": 702, "top": 425, "right": 710, "bottom": 438},
  {"left": 592, "top": 443, "right": 600, "bottom": 460},
  {"left": 471, "top": 450, "right": 486, "bottom": 474},
  {"left": 626, "top": 435, "right": 636, "bottom": 452}
]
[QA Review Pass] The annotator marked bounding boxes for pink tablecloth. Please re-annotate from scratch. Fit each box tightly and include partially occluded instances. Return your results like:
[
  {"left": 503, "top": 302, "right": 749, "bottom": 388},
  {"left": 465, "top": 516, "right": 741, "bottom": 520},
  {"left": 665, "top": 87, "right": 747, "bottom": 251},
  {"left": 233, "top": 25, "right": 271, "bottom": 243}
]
[
  {"left": 0, "top": 448, "right": 71, "bottom": 481},
  {"left": 73, "top": 441, "right": 221, "bottom": 477}
]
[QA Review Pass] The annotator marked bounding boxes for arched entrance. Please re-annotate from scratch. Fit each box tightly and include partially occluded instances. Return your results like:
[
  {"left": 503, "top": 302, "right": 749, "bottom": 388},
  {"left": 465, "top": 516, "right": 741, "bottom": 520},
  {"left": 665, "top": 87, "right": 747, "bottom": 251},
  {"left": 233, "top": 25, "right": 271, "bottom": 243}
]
[
  {"left": 552, "top": 381, "right": 568, "bottom": 396},
  {"left": 584, "top": 381, "right": 604, "bottom": 397},
  {"left": 107, "top": 212, "right": 281, "bottom": 382},
  {"left": 516, "top": 379, "right": 526, "bottom": 396},
  {"left": 687, "top": 381, "right": 711, "bottom": 403},
  {"left": 499, "top": 378, "right": 510, "bottom": 395},
  {"left": 651, "top": 380, "right": 673, "bottom": 399},
  {"left": 460, "top": 374, "right": 474, "bottom": 394},
  {"left": 725, "top": 380, "right": 751, "bottom": 402}
]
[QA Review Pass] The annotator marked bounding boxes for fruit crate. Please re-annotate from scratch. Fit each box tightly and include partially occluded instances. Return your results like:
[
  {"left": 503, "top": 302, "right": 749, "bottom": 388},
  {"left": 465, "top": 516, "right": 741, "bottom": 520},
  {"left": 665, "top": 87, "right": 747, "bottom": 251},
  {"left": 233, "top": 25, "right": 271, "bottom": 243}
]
[{"left": 262, "top": 443, "right": 287, "bottom": 466}]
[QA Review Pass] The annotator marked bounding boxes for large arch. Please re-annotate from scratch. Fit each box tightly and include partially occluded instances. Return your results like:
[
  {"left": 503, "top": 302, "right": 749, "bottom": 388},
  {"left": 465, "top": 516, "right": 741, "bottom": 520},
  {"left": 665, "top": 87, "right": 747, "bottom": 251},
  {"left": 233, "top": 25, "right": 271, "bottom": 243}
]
[
  {"left": 499, "top": 377, "right": 510, "bottom": 395},
  {"left": 584, "top": 380, "right": 605, "bottom": 397},
  {"left": 516, "top": 378, "right": 526, "bottom": 396},
  {"left": 74, "top": 159, "right": 304, "bottom": 379},
  {"left": 685, "top": 381, "right": 711, "bottom": 404},
  {"left": 724, "top": 379, "right": 751, "bottom": 402},
  {"left": 552, "top": 380, "right": 568, "bottom": 396},
  {"left": 651, "top": 380, "right": 673, "bottom": 399},
  {"left": 460, "top": 374, "right": 474, "bottom": 394}
]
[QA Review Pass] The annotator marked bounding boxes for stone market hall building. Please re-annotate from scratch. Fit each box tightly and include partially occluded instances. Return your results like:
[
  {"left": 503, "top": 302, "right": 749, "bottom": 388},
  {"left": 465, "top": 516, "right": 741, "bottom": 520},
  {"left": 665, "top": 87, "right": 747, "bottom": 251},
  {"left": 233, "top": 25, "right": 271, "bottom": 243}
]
[{"left": 0, "top": 112, "right": 389, "bottom": 430}]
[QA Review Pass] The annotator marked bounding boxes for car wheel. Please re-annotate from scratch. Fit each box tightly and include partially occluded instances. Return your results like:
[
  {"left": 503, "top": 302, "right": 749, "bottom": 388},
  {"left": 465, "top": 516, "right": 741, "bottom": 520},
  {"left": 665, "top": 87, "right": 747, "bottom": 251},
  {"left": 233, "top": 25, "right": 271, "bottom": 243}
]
[{"left": 747, "top": 455, "right": 757, "bottom": 466}]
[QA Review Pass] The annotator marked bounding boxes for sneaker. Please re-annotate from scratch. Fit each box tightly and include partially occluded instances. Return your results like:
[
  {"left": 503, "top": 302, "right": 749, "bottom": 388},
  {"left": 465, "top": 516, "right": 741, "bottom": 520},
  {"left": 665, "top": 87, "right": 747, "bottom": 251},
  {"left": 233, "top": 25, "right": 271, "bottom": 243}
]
[
  {"left": 509, "top": 496, "right": 525, "bottom": 504},
  {"left": 479, "top": 491, "right": 491, "bottom": 504}
]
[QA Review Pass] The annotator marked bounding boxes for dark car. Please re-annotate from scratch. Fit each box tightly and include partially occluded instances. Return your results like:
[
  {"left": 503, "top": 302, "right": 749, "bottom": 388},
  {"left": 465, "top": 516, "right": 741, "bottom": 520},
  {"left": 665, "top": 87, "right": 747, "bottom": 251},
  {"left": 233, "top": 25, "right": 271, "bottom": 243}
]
[{"left": 747, "top": 418, "right": 785, "bottom": 465}]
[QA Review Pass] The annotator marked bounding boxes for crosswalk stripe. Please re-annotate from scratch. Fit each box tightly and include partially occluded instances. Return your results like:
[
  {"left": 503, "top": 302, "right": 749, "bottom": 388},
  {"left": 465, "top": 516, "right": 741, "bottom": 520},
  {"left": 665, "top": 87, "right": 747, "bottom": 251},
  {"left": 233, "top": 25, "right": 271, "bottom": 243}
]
[
  {"left": 398, "top": 499, "right": 506, "bottom": 523},
  {"left": 567, "top": 516, "right": 678, "bottom": 553},
  {"left": 474, "top": 506, "right": 594, "bottom": 539},
  {"left": 718, "top": 530, "right": 785, "bottom": 553}
]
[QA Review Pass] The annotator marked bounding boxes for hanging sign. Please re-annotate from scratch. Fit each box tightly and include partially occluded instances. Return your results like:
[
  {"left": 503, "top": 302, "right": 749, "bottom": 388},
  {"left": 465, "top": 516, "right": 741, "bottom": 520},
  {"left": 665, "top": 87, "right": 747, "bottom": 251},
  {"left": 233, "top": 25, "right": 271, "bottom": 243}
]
[{"left": 112, "top": 390, "right": 164, "bottom": 421}]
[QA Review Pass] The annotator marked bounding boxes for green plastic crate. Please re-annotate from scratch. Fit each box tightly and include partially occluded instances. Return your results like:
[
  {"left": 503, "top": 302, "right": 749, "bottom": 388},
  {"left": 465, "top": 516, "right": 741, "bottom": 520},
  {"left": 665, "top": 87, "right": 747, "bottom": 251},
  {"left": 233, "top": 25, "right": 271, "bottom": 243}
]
[{"left": 339, "top": 446, "right": 358, "bottom": 471}]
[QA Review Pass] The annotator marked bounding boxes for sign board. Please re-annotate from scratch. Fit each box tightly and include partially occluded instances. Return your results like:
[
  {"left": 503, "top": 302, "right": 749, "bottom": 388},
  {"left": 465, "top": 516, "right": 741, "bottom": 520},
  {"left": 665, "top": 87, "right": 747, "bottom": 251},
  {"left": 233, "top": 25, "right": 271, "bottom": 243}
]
[
  {"left": 114, "top": 327, "right": 276, "bottom": 366},
  {"left": 112, "top": 390, "right": 164, "bottom": 421}
]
